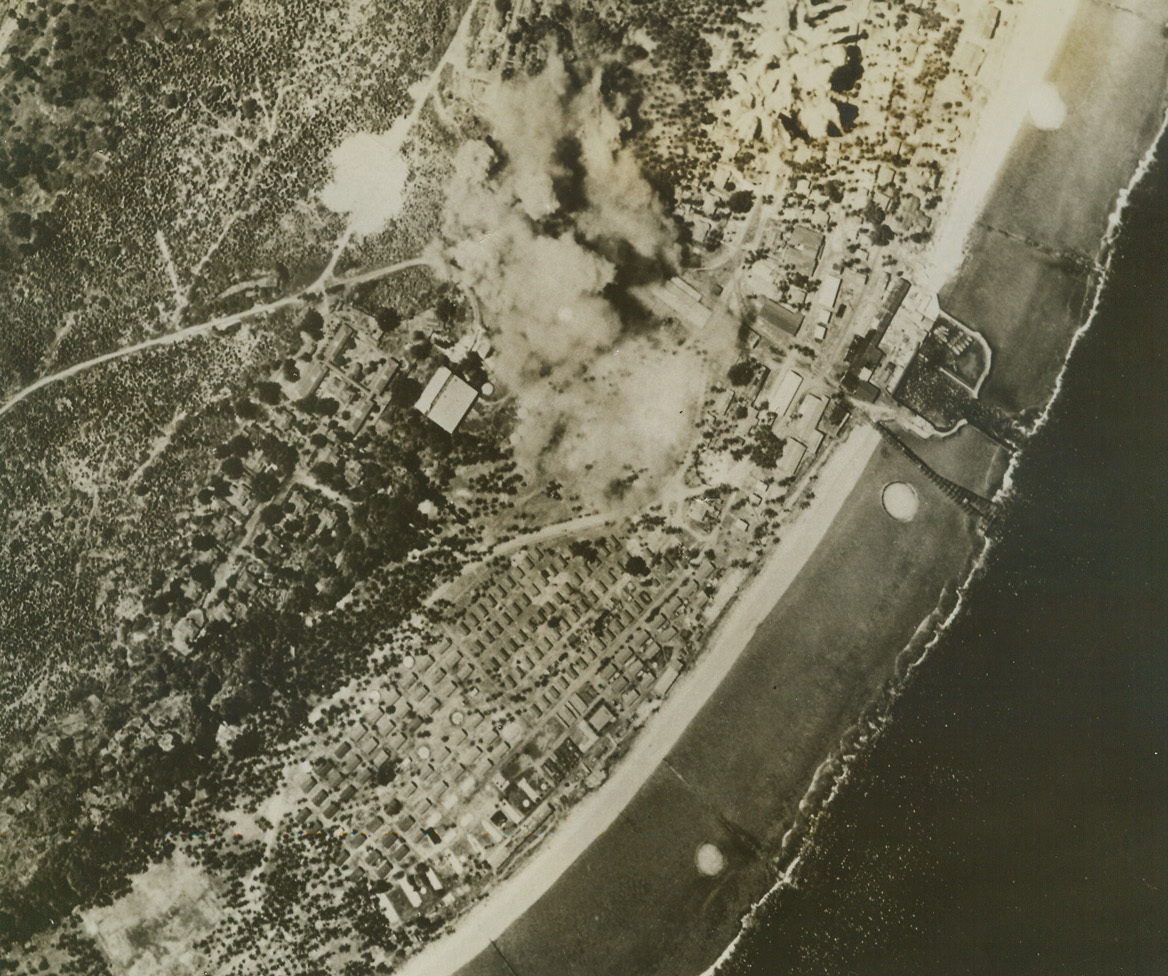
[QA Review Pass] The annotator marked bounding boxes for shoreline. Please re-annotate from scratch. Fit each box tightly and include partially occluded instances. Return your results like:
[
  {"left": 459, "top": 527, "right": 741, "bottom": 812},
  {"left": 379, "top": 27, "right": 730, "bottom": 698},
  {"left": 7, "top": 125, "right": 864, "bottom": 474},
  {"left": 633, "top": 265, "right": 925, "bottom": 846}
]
[
  {"left": 924, "top": 0, "right": 1080, "bottom": 292},
  {"left": 701, "top": 11, "right": 1168, "bottom": 976},
  {"left": 398, "top": 424, "right": 884, "bottom": 976},
  {"left": 940, "top": 0, "right": 1168, "bottom": 418},
  {"left": 481, "top": 432, "right": 982, "bottom": 976},
  {"left": 710, "top": 120, "right": 1168, "bottom": 974},
  {"left": 696, "top": 558, "right": 981, "bottom": 976},
  {"left": 400, "top": 1, "right": 1168, "bottom": 973}
]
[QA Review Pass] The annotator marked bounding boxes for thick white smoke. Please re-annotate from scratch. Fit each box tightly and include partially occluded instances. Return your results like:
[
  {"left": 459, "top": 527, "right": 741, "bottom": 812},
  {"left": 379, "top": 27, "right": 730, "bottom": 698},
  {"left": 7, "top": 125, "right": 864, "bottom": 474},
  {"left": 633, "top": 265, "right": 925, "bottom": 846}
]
[
  {"left": 440, "top": 59, "right": 713, "bottom": 503},
  {"left": 321, "top": 121, "right": 412, "bottom": 235}
]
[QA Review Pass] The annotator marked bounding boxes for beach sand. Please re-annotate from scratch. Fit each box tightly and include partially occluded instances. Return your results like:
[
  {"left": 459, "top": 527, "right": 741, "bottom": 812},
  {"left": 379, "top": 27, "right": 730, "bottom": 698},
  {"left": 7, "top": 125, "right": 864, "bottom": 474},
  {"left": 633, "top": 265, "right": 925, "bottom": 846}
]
[
  {"left": 925, "top": 0, "right": 1080, "bottom": 291},
  {"left": 476, "top": 440, "right": 979, "bottom": 976},
  {"left": 398, "top": 1, "right": 1168, "bottom": 973},
  {"left": 942, "top": 1, "right": 1168, "bottom": 417},
  {"left": 399, "top": 425, "right": 884, "bottom": 976}
]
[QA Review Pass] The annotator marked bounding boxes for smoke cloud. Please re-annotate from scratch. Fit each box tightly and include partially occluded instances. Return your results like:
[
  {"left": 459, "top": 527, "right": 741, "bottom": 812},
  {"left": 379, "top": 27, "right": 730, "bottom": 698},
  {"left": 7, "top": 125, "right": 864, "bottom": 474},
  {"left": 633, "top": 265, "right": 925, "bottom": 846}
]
[
  {"left": 322, "top": 122, "right": 412, "bottom": 235},
  {"left": 440, "top": 60, "right": 712, "bottom": 504}
]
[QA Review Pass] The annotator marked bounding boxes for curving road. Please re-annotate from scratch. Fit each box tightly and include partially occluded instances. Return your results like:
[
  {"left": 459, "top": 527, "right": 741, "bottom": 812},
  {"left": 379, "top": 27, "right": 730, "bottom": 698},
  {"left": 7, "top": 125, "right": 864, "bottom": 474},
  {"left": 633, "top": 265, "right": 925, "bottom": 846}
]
[
  {"left": 0, "top": 0, "right": 487, "bottom": 426},
  {"left": 0, "top": 257, "right": 434, "bottom": 423}
]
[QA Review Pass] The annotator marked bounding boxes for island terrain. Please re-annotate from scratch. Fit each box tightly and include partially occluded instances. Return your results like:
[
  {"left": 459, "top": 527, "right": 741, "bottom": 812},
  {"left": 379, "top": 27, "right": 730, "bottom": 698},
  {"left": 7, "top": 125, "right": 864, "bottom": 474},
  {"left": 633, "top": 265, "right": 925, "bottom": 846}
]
[{"left": 1, "top": 1, "right": 1166, "bottom": 974}]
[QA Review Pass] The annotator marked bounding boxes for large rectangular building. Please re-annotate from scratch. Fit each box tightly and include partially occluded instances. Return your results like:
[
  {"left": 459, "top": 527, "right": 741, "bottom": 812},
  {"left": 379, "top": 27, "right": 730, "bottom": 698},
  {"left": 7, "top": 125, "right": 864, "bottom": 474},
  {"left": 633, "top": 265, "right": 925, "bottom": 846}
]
[
  {"left": 754, "top": 298, "right": 804, "bottom": 344},
  {"left": 416, "top": 367, "right": 478, "bottom": 433},
  {"left": 770, "top": 370, "right": 804, "bottom": 418}
]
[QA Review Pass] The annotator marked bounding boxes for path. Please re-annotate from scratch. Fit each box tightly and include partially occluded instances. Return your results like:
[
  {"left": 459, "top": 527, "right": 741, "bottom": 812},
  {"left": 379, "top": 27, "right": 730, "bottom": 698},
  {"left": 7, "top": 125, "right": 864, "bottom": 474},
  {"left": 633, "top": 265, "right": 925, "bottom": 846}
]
[
  {"left": 491, "top": 511, "right": 618, "bottom": 558},
  {"left": 314, "top": 0, "right": 482, "bottom": 287},
  {"left": 0, "top": 257, "right": 433, "bottom": 422},
  {"left": 1, "top": 0, "right": 486, "bottom": 425}
]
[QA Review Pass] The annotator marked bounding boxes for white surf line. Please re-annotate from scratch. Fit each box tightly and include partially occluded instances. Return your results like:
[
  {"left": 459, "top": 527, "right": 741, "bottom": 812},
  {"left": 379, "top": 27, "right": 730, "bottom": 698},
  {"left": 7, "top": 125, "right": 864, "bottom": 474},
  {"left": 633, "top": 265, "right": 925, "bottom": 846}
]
[
  {"left": 396, "top": 424, "right": 883, "bottom": 976},
  {"left": 925, "top": 0, "right": 1081, "bottom": 291},
  {"left": 1003, "top": 90, "right": 1168, "bottom": 456},
  {"left": 698, "top": 536, "right": 993, "bottom": 976},
  {"left": 702, "top": 28, "right": 1168, "bottom": 976}
]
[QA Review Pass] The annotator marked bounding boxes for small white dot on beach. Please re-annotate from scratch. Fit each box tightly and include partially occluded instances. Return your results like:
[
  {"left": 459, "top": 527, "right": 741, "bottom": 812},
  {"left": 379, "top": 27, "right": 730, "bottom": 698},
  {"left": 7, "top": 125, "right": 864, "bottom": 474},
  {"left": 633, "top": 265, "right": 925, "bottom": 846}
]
[
  {"left": 696, "top": 843, "right": 726, "bottom": 877},
  {"left": 1028, "top": 82, "right": 1067, "bottom": 131},
  {"left": 882, "top": 482, "right": 920, "bottom": 522}
]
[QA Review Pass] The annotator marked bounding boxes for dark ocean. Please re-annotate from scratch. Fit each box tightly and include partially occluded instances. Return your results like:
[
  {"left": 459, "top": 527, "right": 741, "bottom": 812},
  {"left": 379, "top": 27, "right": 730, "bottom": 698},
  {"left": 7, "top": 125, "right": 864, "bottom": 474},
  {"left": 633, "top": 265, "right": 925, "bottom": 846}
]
[{"left": 721, "top": 135, "right": 1168, "bottom": 976}]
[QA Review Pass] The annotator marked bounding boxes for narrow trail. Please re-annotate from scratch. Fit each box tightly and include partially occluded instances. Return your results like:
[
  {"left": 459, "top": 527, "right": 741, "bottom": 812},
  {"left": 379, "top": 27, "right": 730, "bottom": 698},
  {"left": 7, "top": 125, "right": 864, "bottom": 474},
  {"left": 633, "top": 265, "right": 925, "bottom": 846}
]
[
  {"left": 0, "top": 257, "right": 433, "bottom": 423},
  {"left": 0, "top": 0, "right": 485, "bottom": 426}
]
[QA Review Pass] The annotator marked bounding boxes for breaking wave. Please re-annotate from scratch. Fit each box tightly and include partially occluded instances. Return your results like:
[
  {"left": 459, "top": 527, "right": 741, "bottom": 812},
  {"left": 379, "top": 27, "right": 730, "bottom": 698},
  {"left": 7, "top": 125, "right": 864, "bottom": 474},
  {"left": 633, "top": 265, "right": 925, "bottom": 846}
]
[{"left": 700, "top": 100, "right": 1168, "bottom": 976}]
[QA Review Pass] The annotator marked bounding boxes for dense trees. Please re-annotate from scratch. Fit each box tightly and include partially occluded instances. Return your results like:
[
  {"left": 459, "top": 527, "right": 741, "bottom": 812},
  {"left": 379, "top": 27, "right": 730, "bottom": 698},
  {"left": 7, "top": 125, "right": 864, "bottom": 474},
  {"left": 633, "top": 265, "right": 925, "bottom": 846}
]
[
  {"left": 728, "top": 359, "right": 756, "bottom": 386},
  {"left": 749, "top": 428, "right": 786, "bottom": 470},
  {"left": 375, "top": 306, "right": 401, "bottom": 332}
]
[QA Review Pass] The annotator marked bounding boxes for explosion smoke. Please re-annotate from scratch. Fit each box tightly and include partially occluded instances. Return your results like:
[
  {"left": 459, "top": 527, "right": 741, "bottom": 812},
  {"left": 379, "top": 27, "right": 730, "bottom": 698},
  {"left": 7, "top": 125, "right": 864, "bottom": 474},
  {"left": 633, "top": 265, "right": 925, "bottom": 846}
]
[{"left": 441, "top": 59, "right": 719, "bottom": 504}]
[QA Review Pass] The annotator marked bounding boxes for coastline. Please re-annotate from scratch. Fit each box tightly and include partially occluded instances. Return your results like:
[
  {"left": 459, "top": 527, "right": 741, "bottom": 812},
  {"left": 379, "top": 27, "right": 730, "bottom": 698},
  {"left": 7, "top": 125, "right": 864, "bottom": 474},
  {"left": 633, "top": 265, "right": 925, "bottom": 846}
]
[
  {"left": 941, "top": 0, "right": 1168, "bottom": 418},
  {"left": 924, "top": 0, "right": 1080, "bottom": 292},
  {"left": 402, "top": 3, "right": 1168, "bottom": 975},
  {"left": 473, "top": 437, "right": 980, "bottom": 976},
  {"left": 704, "top": 6, "right": 1168, "bottom": 975},
  {"left": 397, "top": 425, "right": 884, "bottom": 976},
  {"left": 713, "top": 121, "right": 1168, "bottom": 975}
]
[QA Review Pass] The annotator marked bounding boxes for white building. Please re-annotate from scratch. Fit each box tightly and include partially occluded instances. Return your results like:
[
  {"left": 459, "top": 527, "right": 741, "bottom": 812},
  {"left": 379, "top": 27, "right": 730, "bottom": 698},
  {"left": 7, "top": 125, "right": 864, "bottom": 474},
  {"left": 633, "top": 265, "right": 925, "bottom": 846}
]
[{"left": 416, "top": 367, "right": 478, "bottom": 433}]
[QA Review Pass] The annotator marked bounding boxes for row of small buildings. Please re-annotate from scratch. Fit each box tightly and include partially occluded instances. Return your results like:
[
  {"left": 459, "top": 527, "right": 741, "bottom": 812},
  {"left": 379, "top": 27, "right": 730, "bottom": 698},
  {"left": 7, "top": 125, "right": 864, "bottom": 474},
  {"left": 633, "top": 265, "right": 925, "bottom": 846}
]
[{"left": 289, "top": 536, "right": 720, "bottom": 926}]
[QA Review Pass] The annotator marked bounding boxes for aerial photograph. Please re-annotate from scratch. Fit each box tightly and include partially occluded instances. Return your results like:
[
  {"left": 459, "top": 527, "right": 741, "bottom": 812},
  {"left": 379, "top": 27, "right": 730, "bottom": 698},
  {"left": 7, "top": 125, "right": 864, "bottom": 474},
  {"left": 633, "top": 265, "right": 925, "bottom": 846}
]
[{"left": 1, "top": 1, "right": 1166, "bottom": 974}]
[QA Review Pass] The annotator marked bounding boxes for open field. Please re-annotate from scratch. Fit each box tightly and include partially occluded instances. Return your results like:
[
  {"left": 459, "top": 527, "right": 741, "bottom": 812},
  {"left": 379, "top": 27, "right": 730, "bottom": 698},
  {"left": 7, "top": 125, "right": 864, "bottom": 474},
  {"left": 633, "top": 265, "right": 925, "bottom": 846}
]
[{"left": 459, "top": 441, "right": 980, "bottom": 976}]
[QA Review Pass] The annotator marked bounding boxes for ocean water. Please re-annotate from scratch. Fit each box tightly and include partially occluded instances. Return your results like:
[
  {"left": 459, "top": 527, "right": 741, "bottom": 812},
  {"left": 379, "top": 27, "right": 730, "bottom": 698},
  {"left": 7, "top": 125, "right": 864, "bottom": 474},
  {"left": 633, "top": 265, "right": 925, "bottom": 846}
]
[{"left": 720, "top": 136, "right": 1168, "bottom": 975}]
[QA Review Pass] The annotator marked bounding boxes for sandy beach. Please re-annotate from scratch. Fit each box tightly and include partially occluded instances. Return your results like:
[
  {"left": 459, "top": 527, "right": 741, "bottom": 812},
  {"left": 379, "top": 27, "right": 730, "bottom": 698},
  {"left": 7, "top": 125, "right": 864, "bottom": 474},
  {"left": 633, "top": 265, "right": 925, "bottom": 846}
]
[
  {"left": 925, "top": 0, "right": 1080, "bottom": 290},
  {"left": 478, "top": 438, "right": 980, "bottom": 976},
  {"left": 398, "top": 424, "right": 883, "bottom": 976},
  {"left": 5, "top": 0, "right": 1165, "bottom": 971},
  {"left": 943, "top": 0, "right": 1168, "bottom": 417},
  {"left": 395, "top": 3, "right": 1104, "bottom": 972}
]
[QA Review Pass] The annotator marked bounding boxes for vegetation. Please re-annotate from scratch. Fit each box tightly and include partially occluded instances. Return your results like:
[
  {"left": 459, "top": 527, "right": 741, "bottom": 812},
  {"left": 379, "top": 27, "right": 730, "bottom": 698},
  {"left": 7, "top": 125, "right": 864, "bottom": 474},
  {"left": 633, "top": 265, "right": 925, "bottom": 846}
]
[
  {"left": 0, "top": 0, "right": 985, "bottom": 968},
  {"left": 0, "top": 0, "right": 505, "bottom": 958}
]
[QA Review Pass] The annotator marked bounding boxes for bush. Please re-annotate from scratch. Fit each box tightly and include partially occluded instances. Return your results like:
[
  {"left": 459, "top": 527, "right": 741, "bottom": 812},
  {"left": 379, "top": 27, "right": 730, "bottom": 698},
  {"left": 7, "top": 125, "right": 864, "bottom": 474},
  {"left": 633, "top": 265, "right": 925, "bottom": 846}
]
[
  {"left": 299, "top": 309, "right": 325, "bottom": 340},
  {"left": 256, "top": 381, "right": 283, "bottom": 405},
  {"left": 728, "top": 189, "right": 755, "bottom": 213},
  {"left": 728, "top": 360, "right": 754, "bottom": 386},
  {"left": 390, "top": 375, "right": 423, "bottom": 407},
  {"left": 625, "top": 555, "right": 650, "bottom": 577}
]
